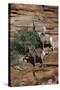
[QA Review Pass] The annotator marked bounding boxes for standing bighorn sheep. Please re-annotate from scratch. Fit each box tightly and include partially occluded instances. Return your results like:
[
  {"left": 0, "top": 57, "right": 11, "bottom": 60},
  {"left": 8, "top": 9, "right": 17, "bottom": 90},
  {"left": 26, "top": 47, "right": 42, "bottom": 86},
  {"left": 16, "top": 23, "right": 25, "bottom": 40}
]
[{"left": 38, "top": 27, "right": 54, "bottom": 51}]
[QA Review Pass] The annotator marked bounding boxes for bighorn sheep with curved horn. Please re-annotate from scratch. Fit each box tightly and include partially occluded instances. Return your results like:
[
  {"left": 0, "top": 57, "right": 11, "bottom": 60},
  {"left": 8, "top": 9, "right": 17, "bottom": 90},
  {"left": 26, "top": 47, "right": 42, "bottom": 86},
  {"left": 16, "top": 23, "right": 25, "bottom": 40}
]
[{"left": 23, "top": 46, "right": 45, "bottom": 67}]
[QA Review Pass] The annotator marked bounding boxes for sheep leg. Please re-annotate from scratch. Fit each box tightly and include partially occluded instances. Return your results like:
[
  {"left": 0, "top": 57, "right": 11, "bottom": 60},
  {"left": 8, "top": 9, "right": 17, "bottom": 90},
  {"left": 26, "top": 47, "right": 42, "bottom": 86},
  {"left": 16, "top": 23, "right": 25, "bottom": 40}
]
[
  {"left": 33, "top": 56, "right": 36, "bottom": 67},
  {"left": 51, "top": 45, "right": 54, "bottom": 51},
  {"left": 49, "top": 43, "right": 54, "bottom": 51}
]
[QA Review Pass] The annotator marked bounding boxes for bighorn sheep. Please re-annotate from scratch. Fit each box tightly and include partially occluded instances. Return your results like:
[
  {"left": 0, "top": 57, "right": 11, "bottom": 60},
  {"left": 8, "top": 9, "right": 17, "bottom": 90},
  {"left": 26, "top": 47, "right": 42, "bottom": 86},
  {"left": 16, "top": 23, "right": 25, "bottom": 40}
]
[
  {"left": 23, "top": 46, "right": 45, "bottom": 66},
  {"left": 39, "top": 26, "right": 54, "bottom": 51}
]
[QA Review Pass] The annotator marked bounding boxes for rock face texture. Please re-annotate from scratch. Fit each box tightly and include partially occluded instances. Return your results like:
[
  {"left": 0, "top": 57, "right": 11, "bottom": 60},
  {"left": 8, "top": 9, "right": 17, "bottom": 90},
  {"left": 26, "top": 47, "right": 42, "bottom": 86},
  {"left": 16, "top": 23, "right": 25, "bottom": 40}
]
[
  {"left": 9, "top": 4, "right": 58, "bottom": 86},
  {"left": 9, "top": 4, "right": 58, "bottom": 34}
]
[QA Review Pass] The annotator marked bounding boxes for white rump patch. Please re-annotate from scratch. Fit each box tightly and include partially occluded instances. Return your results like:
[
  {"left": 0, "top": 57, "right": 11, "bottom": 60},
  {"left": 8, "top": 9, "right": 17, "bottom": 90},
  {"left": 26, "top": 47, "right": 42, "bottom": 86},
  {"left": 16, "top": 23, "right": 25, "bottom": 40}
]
[
  {"left": 50, "top": 37, "right": 52, "bottom": 43},
  {"left": 42, "top": 50, "right": 45, "bottom": 57}
]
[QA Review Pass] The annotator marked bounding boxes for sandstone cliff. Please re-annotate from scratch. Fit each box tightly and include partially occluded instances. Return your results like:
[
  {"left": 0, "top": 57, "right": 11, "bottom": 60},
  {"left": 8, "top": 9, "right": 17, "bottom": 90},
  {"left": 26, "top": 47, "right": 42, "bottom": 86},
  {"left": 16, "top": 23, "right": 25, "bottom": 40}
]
[{"left": 9, "top": 4, "right": 58, "bottom": 34}]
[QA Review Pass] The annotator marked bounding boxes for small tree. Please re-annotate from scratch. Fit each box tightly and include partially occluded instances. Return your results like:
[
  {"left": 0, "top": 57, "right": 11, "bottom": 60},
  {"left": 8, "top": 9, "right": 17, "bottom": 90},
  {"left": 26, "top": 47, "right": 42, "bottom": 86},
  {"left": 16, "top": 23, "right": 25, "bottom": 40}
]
[{"left": 10, "top": 23, "right": 40, "bottom": 65}]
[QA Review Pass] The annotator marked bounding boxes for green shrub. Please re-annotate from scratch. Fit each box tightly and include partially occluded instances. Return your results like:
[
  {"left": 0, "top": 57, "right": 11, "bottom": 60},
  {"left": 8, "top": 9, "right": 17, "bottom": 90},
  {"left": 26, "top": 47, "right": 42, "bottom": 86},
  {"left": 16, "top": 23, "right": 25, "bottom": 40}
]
[{"left": 10, "top": 26, "right": 40, "bottom": 65}]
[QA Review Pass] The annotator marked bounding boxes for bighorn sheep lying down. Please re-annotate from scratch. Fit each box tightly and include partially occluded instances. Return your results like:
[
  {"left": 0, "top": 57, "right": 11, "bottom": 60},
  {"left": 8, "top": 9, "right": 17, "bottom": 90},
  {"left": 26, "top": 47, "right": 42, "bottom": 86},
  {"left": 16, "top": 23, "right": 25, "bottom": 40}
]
[{"left": 23, "top": 47, "right": 45, "bottom": 67}]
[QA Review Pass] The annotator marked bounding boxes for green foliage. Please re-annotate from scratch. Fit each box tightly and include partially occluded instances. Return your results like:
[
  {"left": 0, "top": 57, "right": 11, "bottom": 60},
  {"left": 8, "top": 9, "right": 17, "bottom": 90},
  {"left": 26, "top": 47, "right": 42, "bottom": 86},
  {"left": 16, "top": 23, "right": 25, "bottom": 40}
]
[
  {"left": 10, "top": 24, "right": 40, "bottom": 65},
  {"left": 10, "top": 50, "right": 19, "bottom": 65},
  {"left": 14, "top": 29, "right": 39, "bottom": 52},
  {"left": 12, "top": 30, "right": 39, "bottom": 51}
]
